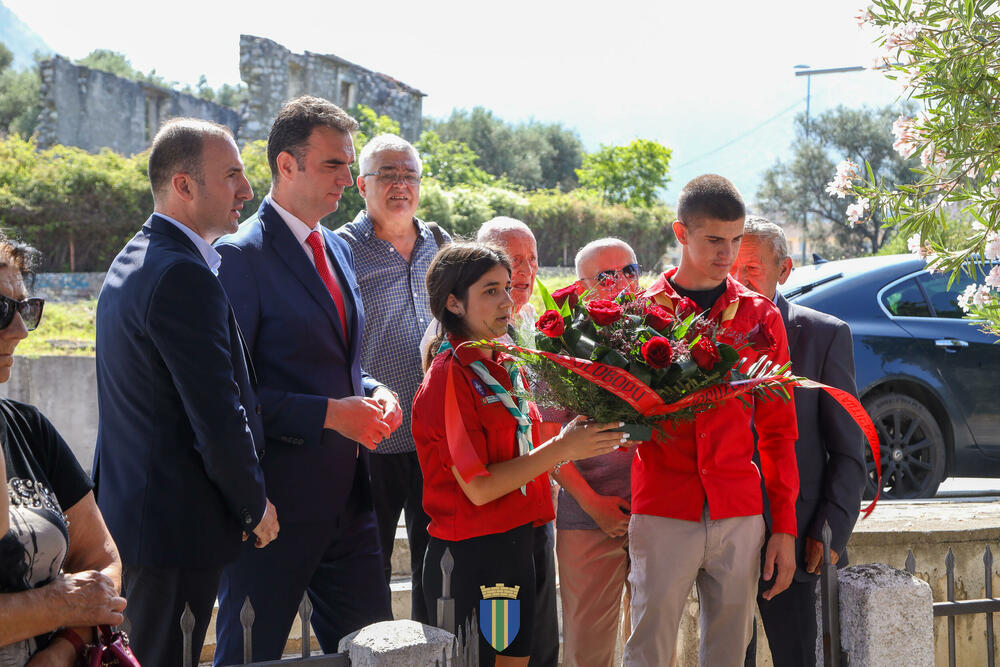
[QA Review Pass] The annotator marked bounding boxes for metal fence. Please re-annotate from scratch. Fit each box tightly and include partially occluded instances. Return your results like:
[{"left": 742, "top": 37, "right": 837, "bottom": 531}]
[
  {"left": 818, "top": 521, "right": 1000, "bottom": 667},
  {"left": 170, "top": 547, "right": 475, "bottom": 666}
]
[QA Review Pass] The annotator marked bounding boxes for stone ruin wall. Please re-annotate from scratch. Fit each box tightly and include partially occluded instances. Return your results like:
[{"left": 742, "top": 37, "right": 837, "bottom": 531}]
[
  {"left": 35, "top": 37, "right": 424, "bottom": 155},
  {"left": 36, "top": 56, "right": 239, "bottom": 154},
  {"left": 239, "top": 34, "right": 424, "bottom": 143}
]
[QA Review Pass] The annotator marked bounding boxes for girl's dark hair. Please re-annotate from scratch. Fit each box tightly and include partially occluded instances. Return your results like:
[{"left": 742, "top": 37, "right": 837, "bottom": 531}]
[{"left": 423, "top": 241, "right": 511, "bottom": 370}]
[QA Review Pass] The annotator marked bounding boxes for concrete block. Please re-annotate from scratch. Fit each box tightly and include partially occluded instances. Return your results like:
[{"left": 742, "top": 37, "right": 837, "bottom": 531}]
[
  {"left": 838, "top": 563, "right": 933, "bottom": 666},
  {"left": 338, "top": 620, "right": 455, "bottom": 667}
]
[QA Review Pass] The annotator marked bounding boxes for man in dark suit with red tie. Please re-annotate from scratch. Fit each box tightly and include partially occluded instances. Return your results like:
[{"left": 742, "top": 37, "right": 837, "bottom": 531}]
[{"left": 213, "top": 97, "right": 402, "bottom": 664}]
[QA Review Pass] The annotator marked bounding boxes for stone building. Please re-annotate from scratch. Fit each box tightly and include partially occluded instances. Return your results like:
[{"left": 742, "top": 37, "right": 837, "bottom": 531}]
[
  {"left": 239, "top": 34, "right": 424, "bottom": 143},
  {"left": 34, "top": 37, "right": 425, "bottom": 155},
  {"left": 36, "top": 56, "right": 240, "bottom": 154}
]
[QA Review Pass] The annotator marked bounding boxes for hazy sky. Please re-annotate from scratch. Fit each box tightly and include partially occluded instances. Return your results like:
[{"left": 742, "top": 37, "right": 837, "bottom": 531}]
[{"left": 5, "top": 0, "right": 906, "bottom": 201}]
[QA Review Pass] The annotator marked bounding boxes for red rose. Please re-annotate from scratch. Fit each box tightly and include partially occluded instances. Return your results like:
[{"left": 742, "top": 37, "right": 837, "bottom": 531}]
[
  {"left": 641, "top": 337, "right": 673, "bottom": 368},
  {"left": 644, "top": 304, "right": 674, "bottom": 331},
  {"left": 746, "top": 323, "right": 776, "bottom": 352},
  {"left": 586, "top": 299, "right": 624, "bottom": 326},
  {"left": 552, "top": 281, "right": 584, "bottom": 309},
  {"left": 536, "top": 310, "right": 565, "bottom": 338},
  {"left": 675, "top": 296, "right": 700, "bottom": 319},
  {"left": 691, "top": 337, "right": 722, "bottom": 370}
]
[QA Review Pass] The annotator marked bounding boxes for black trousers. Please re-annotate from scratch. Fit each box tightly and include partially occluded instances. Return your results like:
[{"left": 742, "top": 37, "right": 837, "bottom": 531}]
[
  {"left": 424, "top": 524, "right": 537, "bottom": 666},
  {"left": 369, "top": 450, "right": 431, "bottom": 623},
  {"left": 530, "top": 521, "right": 559, "bottom": 667},
  {"left": 744, "top": 577, "right": 818, "bottom": 667},
  {"left": 122, "top": 563, "right": 222, "bottom": 667}
]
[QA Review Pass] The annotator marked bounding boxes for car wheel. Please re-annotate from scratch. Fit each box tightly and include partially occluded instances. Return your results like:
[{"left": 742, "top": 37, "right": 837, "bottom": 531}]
[{"left": 863, "top": 393, "right": 946, "bottom": 500}]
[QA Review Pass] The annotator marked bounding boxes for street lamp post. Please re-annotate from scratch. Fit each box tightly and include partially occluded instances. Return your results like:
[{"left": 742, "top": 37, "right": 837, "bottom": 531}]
[{"left": 794, "top": 64, "right": 866, "bottom": 140}]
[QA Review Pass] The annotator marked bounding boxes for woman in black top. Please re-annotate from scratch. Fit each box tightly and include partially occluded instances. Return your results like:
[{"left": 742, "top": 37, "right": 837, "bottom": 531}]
[{"left": 0, "top": 235, "right": 126, "bottom": 666}]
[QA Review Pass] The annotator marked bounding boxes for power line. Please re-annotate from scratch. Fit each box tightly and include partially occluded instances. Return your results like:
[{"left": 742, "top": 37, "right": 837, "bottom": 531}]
[{"left": 673, "top": 99, "right": 804, "bottom": 170}]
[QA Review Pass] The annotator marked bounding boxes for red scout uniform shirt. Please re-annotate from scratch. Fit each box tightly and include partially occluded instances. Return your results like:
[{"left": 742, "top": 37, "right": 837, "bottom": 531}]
[
  {"left": 634, "top": 268, "right": 800, "bottom": 535},
  {"left": 412, "top": 338, "right": 555, "bottom": 541}
]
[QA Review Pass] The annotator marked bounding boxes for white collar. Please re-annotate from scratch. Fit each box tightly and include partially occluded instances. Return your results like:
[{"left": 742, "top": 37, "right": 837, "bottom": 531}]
[
  {"left": 267, "top": 194, "right": 320, "bottom": 247},
  {"left": 156, "top": 213, "right": 221, "bottom": 275}
]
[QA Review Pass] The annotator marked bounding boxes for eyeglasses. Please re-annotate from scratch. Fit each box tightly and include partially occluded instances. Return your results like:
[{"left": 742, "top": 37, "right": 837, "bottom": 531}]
[
  {"left": 594, "top": 263, "right": 641, "bottom": 287},
  {"left": 0, "top": 294, "right": 44, "bottom": 331},
  {"left": 362, "top": 169, "right": 422, "bottom": 186}
]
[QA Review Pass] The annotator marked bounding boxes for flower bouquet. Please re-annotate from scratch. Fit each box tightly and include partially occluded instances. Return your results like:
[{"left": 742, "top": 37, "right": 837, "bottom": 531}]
[{"left": 478, "top": 280, "right": 795, "bottom": 440}]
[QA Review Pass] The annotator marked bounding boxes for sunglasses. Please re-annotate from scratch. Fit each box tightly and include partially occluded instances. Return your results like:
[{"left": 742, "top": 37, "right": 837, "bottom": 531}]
[
  {"left": 595, "top": 263, "right": 641, "bottom": 287},
  {"left": 0, "top": 295, "right": 44, "bottom": 331}
]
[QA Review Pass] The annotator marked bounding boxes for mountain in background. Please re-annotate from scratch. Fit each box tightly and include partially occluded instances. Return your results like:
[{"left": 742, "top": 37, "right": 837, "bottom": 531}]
[{"left": 0, "top": 1, "right": 50, "bottom": 68}]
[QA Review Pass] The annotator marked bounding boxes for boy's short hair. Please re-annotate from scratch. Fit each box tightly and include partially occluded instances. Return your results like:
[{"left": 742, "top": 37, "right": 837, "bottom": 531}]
[{"left": 677, "top": 174, "right": 746, "bottom": 227}]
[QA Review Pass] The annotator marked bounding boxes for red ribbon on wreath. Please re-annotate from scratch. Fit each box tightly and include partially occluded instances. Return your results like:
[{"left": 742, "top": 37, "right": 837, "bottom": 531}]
[{"left": 478, "top": 341, "right": 882, "bottom": 517}]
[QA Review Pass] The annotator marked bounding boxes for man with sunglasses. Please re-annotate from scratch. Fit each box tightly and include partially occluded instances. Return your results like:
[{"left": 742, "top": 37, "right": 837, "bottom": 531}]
[
  {"left": 94, "top": 118, "right": 278, "bottom": 667},
  {"left": 550, "top": 238, "right": 640, "bottom": 667},
  {"left": 335, "top": 133, "right": 449, "bottom": 624}
]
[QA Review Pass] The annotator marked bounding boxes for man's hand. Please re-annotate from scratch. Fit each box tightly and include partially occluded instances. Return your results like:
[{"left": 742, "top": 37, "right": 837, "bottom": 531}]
[
  {"left": 325, "top": 396, "right": 392, "bottom": 449},
  {"left": 45, "top": 570, "right": 126, "bottom": 628},
  {"left": 250, "top": 499, "right": 279, "bottom": 548},
  {"left": 761, "top": 532, "right": 796, "bottom": 600},
  {"left": 372, "top": 386, "right": 403, "bottom": 434},
  {"left": 582, "top": 494, "right": 630, "bottom": 538},
  {"left": 804, "top": 536, "right": 839, "bottom": 575}
]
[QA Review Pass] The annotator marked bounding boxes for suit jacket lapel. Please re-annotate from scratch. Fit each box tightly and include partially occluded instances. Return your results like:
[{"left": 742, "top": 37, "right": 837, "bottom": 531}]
[
  {"left": 259, "top": 202, "right": 349, "bottom": 350},
  {"left": 146, "top": 214, "right": 203, "bottom": 260},
  {"left": 775, "top": 292, "right": 801, "bottom": 358}
]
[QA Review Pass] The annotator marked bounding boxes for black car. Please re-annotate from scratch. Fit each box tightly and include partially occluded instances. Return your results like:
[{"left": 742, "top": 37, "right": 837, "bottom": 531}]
[{"left": 779, "top": 254, "right": 1000, "bottom": 499}]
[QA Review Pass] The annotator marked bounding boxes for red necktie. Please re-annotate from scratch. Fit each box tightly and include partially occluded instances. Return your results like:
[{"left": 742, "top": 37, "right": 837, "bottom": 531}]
[{"left": 306, "top": 230, "right": 349, "bottom": 342}]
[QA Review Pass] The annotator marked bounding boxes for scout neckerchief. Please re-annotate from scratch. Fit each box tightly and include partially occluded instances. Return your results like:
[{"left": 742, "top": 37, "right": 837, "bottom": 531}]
[{"left": 440, "top": 340, "right": 533, "bottom": 494}]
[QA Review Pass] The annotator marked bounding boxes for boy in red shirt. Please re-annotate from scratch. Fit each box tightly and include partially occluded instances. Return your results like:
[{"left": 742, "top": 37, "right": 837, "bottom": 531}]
[{"left": 623, "top": 175, "right": 799, "bottom": 667}]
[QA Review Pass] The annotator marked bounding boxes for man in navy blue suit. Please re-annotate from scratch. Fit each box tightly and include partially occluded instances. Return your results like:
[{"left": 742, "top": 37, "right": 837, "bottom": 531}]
[
  {"left": 213, "top": 96, "right": 401, "bottom": 664},
  {"left": 95, "top": 118, "right": 280, "bottom": 667}
]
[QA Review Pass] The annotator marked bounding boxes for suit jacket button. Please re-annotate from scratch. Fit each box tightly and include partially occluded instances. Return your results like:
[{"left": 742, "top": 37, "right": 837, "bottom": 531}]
[{"left": 241, "top": 509, "right": 253, "bottom": 526}]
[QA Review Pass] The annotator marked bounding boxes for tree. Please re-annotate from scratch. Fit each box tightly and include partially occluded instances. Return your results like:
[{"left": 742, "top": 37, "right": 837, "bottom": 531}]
[
  {"left": 758, "top": 106, "right": 920, "bottom": 258},
  {"left": 75, "top": 49, "right": 171, "bottom": 87},
  {"left": 425, "top": 107, "right": 584, "bottom": 190},
  {"left": 576, "top": 139, "right": 672, "bottom": 208},
  {"left": 0, "top": 41, "right": 39, "bottom": 137},
  {"left": 414, "top": 130, "right": 494, "bottom": 188},
  {"left": 844, "top": 0, "right": 1000, "bottom": 332}
]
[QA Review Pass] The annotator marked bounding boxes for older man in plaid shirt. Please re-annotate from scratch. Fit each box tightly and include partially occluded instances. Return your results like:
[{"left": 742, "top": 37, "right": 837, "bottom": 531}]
[{"left": 335, "top": 134, "right": 449, "bottom": 622}]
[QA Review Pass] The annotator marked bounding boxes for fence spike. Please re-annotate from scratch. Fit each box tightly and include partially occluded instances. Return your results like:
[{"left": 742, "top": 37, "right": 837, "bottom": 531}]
[
  {"left": 906, "top": 549, "right": 916, "bottom": 574},
  {"left": 987, "top": 545, "right": 994, "bottom": 581},
  {"left": 298, "top": 593, "right": 313, "bottom": 657},
  {"left": 240, "top": 595, "right": 255, "bottom": 664},
  {"left": 441, "top": 547, "right": 454, "bottom": 599},
  {"left": 986, "top": 545, "right": 996, "bottom": 667},
  {"left": 946, "top": 548, "right": 956, "bottom": 667},
  {"left": 180, "top": 603, "right": 195, "bottom": 667}
]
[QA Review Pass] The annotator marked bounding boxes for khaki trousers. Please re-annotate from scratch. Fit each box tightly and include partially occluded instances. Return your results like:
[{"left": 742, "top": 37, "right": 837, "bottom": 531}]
[
  {"left": 624, "top": 510, "right": 765, "bottom": 667},
  {"left": 556, "top": 529, "right": 631, "bottom": 667}
]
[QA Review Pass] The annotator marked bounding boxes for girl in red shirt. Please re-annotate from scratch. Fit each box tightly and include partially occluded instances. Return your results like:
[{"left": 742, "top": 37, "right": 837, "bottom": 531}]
[{"left": 413, "top": 242, "right": 624, "bottom": 666}]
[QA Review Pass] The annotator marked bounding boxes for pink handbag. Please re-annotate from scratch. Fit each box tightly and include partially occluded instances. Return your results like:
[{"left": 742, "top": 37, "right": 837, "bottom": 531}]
[{"left": 54, "top": 625, "right": 141, "bottom": 666}]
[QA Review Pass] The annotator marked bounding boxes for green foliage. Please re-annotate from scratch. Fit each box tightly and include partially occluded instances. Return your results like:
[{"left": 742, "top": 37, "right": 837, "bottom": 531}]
[
  {"left": 576, "top": 139, "right": 672, "bottom": 208},
  {"left": 848, "top": 0, "right": 1000, "bottom": 332},
  {"left": 239, "top": 139, "right": 273, "bottom": 222},
  {"left": 757, "top": 106, "right": 920, "bottom": 258},
  {"left": 425, "top": 107, "right": 583, "bottom": 190},
  {"left": 415, "top": 130, "right": 495, "bottom": 187},
  {"left": 0, "top": 41, "right": 39, "bottom": 137},
  {"left": 0, "top": 135, "right": 151, "bottom": 271},
  {"left": 76, "top": 49, "right": 171, "bottom": 87}
]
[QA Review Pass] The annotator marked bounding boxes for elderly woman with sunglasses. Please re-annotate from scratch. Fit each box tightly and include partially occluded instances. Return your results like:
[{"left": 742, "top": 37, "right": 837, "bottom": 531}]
[{"left": 0, "top": 236, "right": 126, "bottom": 666}]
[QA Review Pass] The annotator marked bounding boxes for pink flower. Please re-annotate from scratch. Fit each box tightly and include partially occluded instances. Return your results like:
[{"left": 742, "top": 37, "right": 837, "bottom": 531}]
[
  {"left": 907, "top": 233, "right": 925, "bottom": 256},
  {"left": 972, "top": 285, "right": 993, "bottom": 308},
  {"left": 885, "top": 23, "right": 921, "bottom": 50},
  {"left": 920, "top": 143, "right": 947, "bottom": 169},
  {"left": 891, "top": 116, "right": 920, "bottom": 158},
  {"left": 985, "top": 266, "right": 1000, "bottom": 290},
  {"left": 826, "top": 160, "right": 860, "bottom": 198},
  {"left": 846, "top": 198, "right": 869, "bottom": 226},
  {"left": 984, "top": 231, "right": 1000, "bottom": 262},
  {"left": 853, "top": 4, "right": 874, "bottom": 27}
]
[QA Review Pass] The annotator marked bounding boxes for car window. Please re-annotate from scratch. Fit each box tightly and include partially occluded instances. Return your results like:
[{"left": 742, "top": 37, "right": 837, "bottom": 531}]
[
  {"left": 881, "top": 278, "right": 931, "bottom": 317},
  {"left": 917, "top": 270, "right": 978, "bottom": 319}
]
